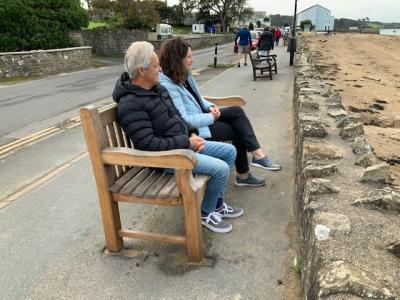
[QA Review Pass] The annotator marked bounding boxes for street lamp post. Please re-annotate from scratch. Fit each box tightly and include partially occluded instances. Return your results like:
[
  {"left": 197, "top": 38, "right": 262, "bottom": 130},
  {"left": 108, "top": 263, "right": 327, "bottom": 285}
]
[{"left": 289, "top": 0, "right": 298, "bottom": 65}]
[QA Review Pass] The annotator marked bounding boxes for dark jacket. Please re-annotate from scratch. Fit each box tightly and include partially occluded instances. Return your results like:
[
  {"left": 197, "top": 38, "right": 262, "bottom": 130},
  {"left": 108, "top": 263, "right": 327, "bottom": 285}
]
[
  {"left": 235, "top": 28, "right": 252, "bottom": 46},
  {"left": 258, "top": 31, "right": 274, "bottom": 51},
  {"left": 112, "top": 72, "right": 199, "bottom": 151}
]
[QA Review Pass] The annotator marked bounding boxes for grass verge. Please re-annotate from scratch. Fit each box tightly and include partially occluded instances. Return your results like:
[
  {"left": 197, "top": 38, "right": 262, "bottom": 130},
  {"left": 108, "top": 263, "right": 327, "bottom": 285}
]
[
  {"left": 88, "top": 21, "right": 108, "bottom": 29},
  {"left": 0, "top": 76, "right": 37, "bottom": 85}
]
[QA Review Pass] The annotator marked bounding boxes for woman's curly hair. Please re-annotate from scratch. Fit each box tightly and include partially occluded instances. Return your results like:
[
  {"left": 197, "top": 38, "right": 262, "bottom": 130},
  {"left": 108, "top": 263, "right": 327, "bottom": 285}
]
[{"left": 158, "top": 37, "right": 191, "bottom": 84}]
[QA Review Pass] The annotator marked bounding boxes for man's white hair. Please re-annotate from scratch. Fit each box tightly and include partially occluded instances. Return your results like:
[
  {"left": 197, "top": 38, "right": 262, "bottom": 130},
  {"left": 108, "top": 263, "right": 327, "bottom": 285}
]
[{"left": 124, "top": 41, "right": 155, "bottom": 79}]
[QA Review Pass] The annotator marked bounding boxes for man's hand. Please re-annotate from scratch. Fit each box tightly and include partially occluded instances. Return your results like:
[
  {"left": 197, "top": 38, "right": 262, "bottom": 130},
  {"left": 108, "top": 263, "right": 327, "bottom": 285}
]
[
  {"left": 209, "top": 106, "right": 221, "bottom": 120},
  {"left": 189, "top": 134, "right": 205, "bottom": 152}
]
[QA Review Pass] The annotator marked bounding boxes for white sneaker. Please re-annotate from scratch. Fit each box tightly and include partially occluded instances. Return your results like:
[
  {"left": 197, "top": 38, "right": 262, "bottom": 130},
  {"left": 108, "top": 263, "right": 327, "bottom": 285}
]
[
  {"left": 215, "top": 203, "right": 244, "bottom": 219},
  {"left": 201, "top": 211, "right": 232, "bottom": 233}
]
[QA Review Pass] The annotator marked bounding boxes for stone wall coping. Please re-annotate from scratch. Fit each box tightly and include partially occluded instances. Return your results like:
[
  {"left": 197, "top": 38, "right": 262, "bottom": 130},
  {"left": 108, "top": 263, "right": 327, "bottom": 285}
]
[{"left": 0, "top": 46, "right": 92, "bottom": 56}]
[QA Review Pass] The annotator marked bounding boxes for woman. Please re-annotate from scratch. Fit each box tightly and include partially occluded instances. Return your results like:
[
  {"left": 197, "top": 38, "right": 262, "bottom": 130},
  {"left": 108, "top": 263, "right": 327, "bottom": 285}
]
[
  {"left": 113, "top": 41, "right": 243, "bottom": 233},
  {"left": 158, "top": 37, "right": 281, "bottom": 188},
  {"left": 258, "top": 27, "right": 274, "bottom": 56}
]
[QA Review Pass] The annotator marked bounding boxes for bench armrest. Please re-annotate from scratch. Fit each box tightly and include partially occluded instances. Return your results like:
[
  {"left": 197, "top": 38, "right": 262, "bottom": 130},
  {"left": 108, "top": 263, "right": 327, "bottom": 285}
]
[
  {"left": 259, "top": 54, "right": 277, "bottom": 58},
  {"left": 101, "top": 147, "right": 197, "bottom": 169},
  {"left": 253, "top": 58, "right": 273, "bottom": 67},
  {"left": 253, "top": 57, "right": 273, "bottom": 63},
  {"left": 203, "top": 96, "right": 246, "bottom": 107}
]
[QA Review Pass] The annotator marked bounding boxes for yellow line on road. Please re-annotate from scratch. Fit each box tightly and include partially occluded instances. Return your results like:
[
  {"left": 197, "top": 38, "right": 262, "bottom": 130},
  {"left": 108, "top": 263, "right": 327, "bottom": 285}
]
[
  {"left": 0, "top": 127, "right": 60, "bottom": 156},
  {"left": 0, "top": 152, "right": 88, "bottom": 207}
]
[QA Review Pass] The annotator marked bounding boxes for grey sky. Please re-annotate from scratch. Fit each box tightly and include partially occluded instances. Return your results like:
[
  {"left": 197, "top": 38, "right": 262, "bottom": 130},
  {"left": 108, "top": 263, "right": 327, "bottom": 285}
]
[{"left": 167, "top": 0, "right": 400, "bottom": 23}]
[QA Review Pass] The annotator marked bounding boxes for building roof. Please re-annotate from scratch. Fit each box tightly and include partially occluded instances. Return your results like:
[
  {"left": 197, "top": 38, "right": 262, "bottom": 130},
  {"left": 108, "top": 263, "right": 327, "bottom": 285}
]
[{"left": 297, "top": 4, "right": 331, "bottom": 15}]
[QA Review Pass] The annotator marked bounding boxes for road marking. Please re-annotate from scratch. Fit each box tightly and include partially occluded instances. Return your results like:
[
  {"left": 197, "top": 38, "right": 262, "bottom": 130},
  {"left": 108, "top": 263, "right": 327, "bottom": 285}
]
[
  {"left": 199, "top": 67, "right": 232, "bottom": 89},
  {"left": 0, "top": 152, "right": 88, "bottom": 208},
  {"left": 0, "top": 126, "right": 60, "bottom": 156}
]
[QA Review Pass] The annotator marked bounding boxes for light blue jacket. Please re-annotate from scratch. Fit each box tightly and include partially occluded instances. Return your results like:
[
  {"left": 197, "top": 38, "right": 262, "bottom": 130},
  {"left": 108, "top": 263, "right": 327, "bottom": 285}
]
[{"left": 159, "top": 72, "right": 215, "bottom": 138}]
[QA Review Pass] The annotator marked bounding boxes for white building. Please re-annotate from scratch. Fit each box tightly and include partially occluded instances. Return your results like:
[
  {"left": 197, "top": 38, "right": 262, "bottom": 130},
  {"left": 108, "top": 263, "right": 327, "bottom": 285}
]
[{"left": 297, "top": 4, "right": 335, "bottom": 31}]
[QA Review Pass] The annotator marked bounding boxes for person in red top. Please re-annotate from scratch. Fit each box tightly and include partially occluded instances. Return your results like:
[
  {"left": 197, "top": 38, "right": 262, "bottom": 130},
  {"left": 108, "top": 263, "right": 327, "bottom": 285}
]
[{"left": 275, "top": 28, "right": 282, "bottom": 47}]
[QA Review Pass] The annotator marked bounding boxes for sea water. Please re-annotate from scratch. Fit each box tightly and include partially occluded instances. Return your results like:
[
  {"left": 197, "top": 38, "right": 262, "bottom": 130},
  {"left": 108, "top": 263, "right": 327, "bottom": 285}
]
[{"left": 379, "top": 29, "right": 400, "bottom": 36}]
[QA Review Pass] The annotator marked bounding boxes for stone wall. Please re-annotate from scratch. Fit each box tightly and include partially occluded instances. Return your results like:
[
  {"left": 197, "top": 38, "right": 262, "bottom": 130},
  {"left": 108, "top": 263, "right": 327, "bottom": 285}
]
[
  {"left": 294, "top": 39, "right": 400, "bottom": 299},
  {"left": 151, "top": 34, "right": 235, "bottom": 52},
  {"left": 72, "top": 28, "right": 234, "bottom": 55},
  {"left": 0, "top": 47, "right": 92, "bottom": 78},
  {"left": 72, "top": 28, "right": 148, "bottom": 56}
]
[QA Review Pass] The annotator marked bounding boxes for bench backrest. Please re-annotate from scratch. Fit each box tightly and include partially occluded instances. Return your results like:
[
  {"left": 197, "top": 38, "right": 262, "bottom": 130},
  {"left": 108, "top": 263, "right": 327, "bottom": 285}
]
[
  {"left": 249, "top": 50, "right": 259, "bottom": 66},
  {"left": 80, "top": 103, "right": 131, "bottom": 182}
]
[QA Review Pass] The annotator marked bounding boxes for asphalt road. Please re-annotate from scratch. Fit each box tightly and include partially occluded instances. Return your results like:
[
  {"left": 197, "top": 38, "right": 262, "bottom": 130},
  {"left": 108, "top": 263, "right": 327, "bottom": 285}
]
[{"left": 0, "top": 42, "right": 236, "bottom": 146}]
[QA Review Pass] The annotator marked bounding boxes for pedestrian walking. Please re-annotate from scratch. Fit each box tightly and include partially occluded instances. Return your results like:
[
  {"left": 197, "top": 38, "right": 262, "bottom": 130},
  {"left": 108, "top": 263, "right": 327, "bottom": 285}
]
[
  {"left": 275, "top": 28, "right": 282, "bottom": 46},
  {"left": 257, "top": 27, "right": 274, "bottom": 56},
  {"left": 235, "top": 26, "right": 252, "bottom": 67}
]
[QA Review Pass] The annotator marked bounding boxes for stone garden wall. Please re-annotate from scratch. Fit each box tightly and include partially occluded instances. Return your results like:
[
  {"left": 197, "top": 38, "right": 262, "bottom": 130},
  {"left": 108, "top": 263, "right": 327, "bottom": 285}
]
[
  {"left": 294, "top": 39, "right": 400, "bottom": 299},
  {"left": 0, "top": 47, "right": 92, "bottom": 78},
  {"left": 72, "top": 28, "right": 234, "bottom": 56}
]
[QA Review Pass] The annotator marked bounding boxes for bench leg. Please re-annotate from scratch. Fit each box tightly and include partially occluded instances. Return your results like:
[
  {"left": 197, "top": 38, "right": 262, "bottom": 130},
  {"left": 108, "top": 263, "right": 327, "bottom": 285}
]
[
  {"left": 98, "top": 191, "right": 123, "bottom": 252},
  {"left": 183, "top": 191, "right": 204, "bottom": 262},
  {"left": 253, "top": 69, "right": 257, "bottom": 81},
  {"left": 269, "top": 69, "right": 273, "bottom": 80},
  {"left": 176, "top": 170, "right": 204, "bottom": 263}
]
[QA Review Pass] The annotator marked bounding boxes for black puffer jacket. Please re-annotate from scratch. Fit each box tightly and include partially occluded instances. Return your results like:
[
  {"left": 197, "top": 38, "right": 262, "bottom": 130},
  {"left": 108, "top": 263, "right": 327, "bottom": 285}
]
[
  {"left": 258, "top": 31, "right": 274, "bottom": 51},
  {"left": 112, "top": 72, "right": 199, "bottom": 151}
]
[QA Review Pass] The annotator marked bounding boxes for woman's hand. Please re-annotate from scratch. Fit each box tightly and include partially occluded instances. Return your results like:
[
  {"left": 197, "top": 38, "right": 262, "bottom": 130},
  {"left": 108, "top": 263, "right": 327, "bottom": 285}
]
[
  {"left": 209, "top": 106, "right": 221, "bottom": 120},
  {"left": 189, "top": 134, "right": 205, "bottom": 152}
]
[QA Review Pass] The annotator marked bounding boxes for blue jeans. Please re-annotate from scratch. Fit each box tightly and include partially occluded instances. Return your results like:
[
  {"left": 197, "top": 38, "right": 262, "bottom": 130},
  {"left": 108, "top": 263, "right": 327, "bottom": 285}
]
[{"left": 193, "top": 141, "right": 236, "bottom": 213}]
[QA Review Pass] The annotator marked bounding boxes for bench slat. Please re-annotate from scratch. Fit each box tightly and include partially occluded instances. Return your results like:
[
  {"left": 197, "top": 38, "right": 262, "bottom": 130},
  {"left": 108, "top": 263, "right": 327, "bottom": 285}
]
[
  {"left": 113, "top": 123, "right": 128, "bottom": 172},
  {"left": 106, "top": 124, "right": 123, "bottom": 176},
  {"left": 99, "top": 105, "right": 117, "bottom": 126},
  {"left": 112, "top": 193, "right": 182, "bottom": 206},
  {"left": 109, "top": 166, "right": 143, "bottom": 192},
  {"left": 119, "top": 168, "right": 152, "bottom": 194},
  {"left": 132, "top": 171, "right": 163, "bottom": 197},
  {"left": 158, "top": 175, "right": 178, "bottom": 198},
  {"left": 144, "top": 172, "right": 174, "bottom": 198}
]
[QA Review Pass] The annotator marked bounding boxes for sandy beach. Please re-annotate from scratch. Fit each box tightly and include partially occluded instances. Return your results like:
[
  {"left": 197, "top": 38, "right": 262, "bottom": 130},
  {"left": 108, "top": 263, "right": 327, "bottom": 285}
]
[{"left": 302, "top": 32, "right": 400, "bottom": 190}]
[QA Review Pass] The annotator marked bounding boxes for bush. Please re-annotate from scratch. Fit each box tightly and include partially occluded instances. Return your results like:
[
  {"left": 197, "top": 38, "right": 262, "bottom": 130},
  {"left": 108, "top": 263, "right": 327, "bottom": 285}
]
[
  {"left": 0, "top": 0, "right": 89, "bottom": 51},
  {"left": 300, "top": 20, "right": 314, "bottom": 31}
]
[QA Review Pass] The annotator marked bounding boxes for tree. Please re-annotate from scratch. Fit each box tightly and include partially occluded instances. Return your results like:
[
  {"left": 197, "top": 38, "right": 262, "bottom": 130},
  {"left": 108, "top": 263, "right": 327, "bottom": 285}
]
[
  {"left": 91, "top": 0, "right": 115, "bottom": 20},
  {"left": 234, "top": 1, "right": 254, "bottom": 27},
  {"left": 180, "top": 0, "right": 197, "bottom": 19},
  {"left": 300, "top": 19, "right": 313, "bottom": 31},
  {"left": 256, "top": 20, "right": 261, "bottom": 28},
  {"left": 198, "top": 0, "right": 247, "bottom": 32},
  {"left": 115, "top": 0, "right": 160, "bottom": 29},
  {"left": 0, "top": 0, "right": 89, "bottom": 52},
  {"left": 263, "top": 17, "right": 270, "bottom": 23},
  {"left": 248, "top": 22, "right": 254, "bottom": 30},
  {"left": 270, "top": 14, "right": 293, "bottom": 27}
]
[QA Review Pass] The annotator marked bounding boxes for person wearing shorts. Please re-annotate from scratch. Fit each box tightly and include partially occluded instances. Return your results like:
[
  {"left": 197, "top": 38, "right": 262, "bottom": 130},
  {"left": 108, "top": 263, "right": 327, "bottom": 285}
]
[{"left": 235, "top": 26, "right": 252, "bottom": 67}]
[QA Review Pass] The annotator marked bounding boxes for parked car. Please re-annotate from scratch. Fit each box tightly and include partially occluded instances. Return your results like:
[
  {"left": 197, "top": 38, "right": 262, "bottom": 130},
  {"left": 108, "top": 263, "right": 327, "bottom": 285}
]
[{"left": 234, "top": 30, "right": 260, "bottom": 53}]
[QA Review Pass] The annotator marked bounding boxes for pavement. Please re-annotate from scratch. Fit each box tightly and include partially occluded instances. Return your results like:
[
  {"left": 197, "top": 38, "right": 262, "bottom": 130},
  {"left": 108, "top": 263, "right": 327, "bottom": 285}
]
[{"left": 0, "top": 45, "right": 299, "bottom": 299}]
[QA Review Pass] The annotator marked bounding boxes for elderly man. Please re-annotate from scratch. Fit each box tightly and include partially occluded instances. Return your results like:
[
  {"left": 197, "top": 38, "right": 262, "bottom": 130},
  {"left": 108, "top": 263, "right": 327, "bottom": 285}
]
[{"left": 112, "top": 41, "right": 243, "bottom": 233}]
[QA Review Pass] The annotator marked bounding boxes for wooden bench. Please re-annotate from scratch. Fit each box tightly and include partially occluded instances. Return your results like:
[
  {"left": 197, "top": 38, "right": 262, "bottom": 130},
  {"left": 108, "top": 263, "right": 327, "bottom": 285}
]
[
  {"left": 249, "top": 50, "right": 278, "bottom": 81},
  {"left": 79, "top": 96, "right": 245, "bottom": 263}
]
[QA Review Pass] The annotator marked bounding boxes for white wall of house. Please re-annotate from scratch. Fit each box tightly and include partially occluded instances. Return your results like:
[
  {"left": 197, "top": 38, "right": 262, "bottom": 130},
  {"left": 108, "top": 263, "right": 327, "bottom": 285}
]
[{"left": 297, "top": 4, "right": 335, "bottom": 31}]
